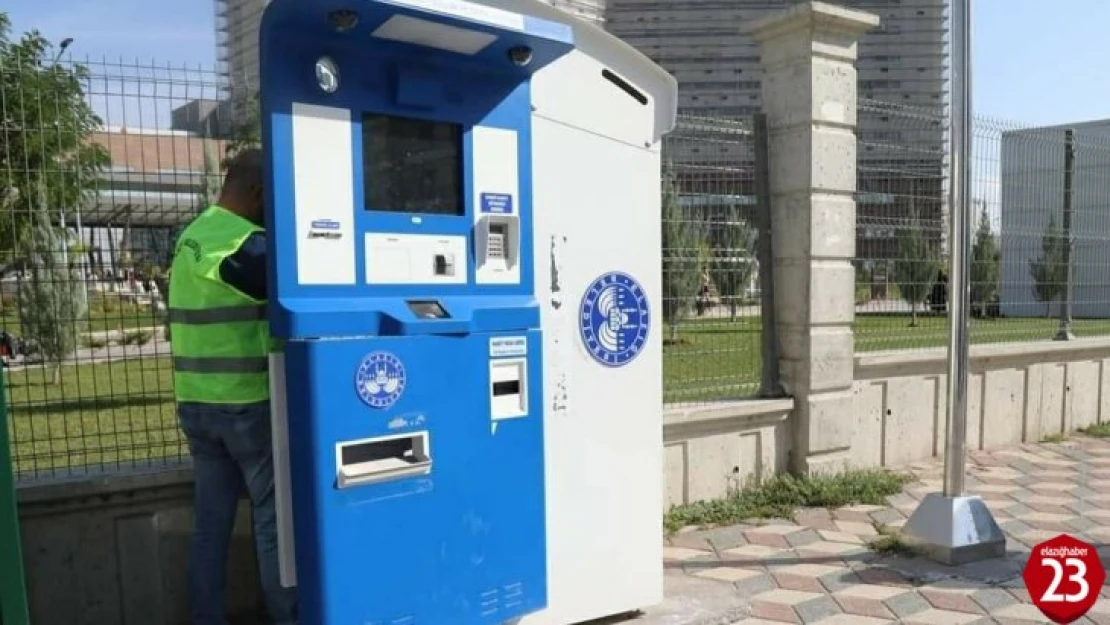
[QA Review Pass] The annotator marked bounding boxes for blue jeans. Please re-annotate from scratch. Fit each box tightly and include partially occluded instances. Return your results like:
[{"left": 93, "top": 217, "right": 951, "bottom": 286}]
[{"left": 179, "top": 401, "right": 298, "bottom": 625}]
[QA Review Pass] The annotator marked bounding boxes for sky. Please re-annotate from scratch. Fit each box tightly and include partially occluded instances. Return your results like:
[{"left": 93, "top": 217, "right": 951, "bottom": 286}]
[{"left": 4, "top": 0, "right": 1110, "bottom": 126}]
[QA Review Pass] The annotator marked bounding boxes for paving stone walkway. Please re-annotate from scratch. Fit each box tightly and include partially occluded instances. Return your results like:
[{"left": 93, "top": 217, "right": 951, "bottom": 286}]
[{"left": 663, "top": 436, "right": 1110, "bottom": 624}]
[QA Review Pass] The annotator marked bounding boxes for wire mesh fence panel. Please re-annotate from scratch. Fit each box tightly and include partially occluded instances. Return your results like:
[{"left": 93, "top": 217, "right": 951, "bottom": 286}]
[
  {"left": 995, "top": 121, "right": 1110, "bottom": 341},
  {"left": 853, "top": 98, "right": 950, "bottom": 352},
  {"left": 854, "top": 98, "right": 1110, "bottom": 352},
  {"left": 661, "top": 115, "right": 761, "bottom": 404},
  {"left": 0, "top": 49, "right": 250, "bottom": 483}
]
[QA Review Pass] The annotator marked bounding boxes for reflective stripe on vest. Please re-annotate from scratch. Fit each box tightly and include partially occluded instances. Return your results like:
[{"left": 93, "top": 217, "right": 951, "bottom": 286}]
[
  {"left": 167, "top": 304, "right": 267, "bottom": 324},
  {"left": 168, "top": 205, "right": 270, "bottom": 405},
  {"left": 172, "top": 356, "right": 270, "bottom": 374}
]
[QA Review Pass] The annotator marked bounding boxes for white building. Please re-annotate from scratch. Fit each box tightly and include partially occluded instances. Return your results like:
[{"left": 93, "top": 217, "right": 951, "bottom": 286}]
[{"left": 999, "top": 121, "right": 1110, "bottom": 318}]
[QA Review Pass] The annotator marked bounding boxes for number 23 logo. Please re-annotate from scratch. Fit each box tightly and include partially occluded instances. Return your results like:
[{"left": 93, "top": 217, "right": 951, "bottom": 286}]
[{"left": 1040, "top": 557, "right": 1089, "bottom": 603}]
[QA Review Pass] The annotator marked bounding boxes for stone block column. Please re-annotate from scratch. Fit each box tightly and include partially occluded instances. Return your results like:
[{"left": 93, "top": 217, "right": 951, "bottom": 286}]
[{"left": 745, "top": 2, "right": 879, "bottom": 475}]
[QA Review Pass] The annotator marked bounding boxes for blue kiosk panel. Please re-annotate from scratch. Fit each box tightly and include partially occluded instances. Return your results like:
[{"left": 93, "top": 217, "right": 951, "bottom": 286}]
[{"left": 258, "top": 0, "right": 573, "bottom": 622}]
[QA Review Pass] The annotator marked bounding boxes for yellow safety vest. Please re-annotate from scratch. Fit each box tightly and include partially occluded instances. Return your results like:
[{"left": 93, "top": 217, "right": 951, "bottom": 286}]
[{"left": 168, "top": 205, "right": 270, "bottom": 404}]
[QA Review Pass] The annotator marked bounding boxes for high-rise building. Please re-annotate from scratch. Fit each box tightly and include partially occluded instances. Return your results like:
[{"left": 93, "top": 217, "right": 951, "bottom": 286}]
[
  {"left": 214, "top": 0, "right": 266, "bottom": 123},
  {"left": 606, "top": 0, "right": 949, "bottom": 261}
]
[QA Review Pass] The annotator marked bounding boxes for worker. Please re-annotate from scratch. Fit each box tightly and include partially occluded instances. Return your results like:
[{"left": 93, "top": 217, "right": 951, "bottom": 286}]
[{"left": 167, "top": 148, "right": 298, "bottom": 625}]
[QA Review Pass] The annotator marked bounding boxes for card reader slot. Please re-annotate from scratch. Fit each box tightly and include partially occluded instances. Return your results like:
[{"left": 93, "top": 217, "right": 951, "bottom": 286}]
[
  {"left": 336, "top": 432, "right": 431, "bottom": 489},
  {"left": 492, "top": 379, "right": 521, "bottom": 396}
]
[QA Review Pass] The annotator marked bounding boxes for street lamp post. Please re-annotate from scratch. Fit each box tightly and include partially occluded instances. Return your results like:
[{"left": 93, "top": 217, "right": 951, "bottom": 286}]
[{"left": 900, "top": 0, "right": 1007, "bottom": 566}]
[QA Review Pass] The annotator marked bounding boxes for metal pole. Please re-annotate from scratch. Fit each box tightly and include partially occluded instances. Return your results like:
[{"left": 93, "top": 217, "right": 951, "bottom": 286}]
[
  {"left": 1055, "top": 129, "right": 1075, "bottom": 341},
  {"left": 942, "top": 0, "right": 973, "bottom": 498},
  {"left": 753, "top": 113, "right": 783, "bottom": 398},
  {"left": 901, "top": 0, "right": 1005, "bottom": 565}
]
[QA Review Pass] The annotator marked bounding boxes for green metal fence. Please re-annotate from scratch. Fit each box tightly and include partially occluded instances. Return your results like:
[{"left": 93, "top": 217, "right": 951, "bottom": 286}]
[{"left": 0, "top": 363, "right": 30, "bottom": 625}]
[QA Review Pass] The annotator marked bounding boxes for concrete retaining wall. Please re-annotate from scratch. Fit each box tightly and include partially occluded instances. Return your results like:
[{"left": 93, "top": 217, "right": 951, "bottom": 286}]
[
  {"left": 661, "top": 338, "right": 1110, "bottom": 507},
  {"left": 663, "top": 399, "right": 794, "bottom": 508},
  {"left": 852, "top": 337, "right": 1110, "bottom": 468},
  {"left": 17, "top": 468, "right": 263, "bottom": 625}
]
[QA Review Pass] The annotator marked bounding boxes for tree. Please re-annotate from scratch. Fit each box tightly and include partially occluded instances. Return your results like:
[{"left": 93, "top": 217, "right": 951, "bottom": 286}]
[
  {"left": 970, "top": 204, "right": 1000, "bottom": 318},
  {"left": 224, "top": 91, "right": 260, "bottom": 166},
  {"left": 893, "top": 216, "right": 941, "bottom": 327},
  {"left": 660, "top": 162, "right": 703, "bottom": 342},
  {"left": 0, "top": 13, "right": 109, "bottom": 264},
  {"left": 1029, "top": 215, "right": 1068, "bottom": 318},
  {"left": 707, "top": 206, "right": 757, "bottom": 320},
  {"left": 18, "top": 196, "right": 88, "bottom": 384}
]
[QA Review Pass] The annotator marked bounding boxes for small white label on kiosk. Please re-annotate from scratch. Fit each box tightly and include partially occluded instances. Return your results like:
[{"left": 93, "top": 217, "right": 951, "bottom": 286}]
[{"left": 490, "top": 336, "right": 527, "bottom": 358}]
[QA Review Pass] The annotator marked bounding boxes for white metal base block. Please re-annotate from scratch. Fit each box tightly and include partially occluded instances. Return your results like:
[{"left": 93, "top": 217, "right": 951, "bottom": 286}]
[{"left": 901, "top": 493, "right": 1007, "bottom": 566}]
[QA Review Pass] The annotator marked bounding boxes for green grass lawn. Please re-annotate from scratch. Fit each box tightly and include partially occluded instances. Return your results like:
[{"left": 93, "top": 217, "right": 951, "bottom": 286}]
[
  {"left": 6, "top": 357, "right": 181, "bottom": 477},
  {"left": 664, "top": 312, "right": 1110, "bottom": 402},
  {"left": 6, "top": 311, "right": 1110, "bottom": 477},
  {"left": 0, "top": 292, "right": 163, "bottom": 338}
]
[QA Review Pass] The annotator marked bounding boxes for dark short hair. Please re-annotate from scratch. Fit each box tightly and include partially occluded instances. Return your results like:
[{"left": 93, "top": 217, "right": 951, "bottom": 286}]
[{"left": 223, "top": 148, "right": 263, "bottom": 193}]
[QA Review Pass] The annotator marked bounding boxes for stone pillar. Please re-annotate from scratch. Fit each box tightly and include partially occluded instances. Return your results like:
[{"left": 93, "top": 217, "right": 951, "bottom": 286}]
[{"left": 745, "top": 2, "right": 879, "bottom": 475}]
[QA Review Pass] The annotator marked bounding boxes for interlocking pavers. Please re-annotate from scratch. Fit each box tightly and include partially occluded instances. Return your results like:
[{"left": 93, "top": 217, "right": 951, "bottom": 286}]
[
  {"left": 901, "top": 608, "right": 983, "bottom": 624},
  {"left": 835, "top": 585, "right": 909, "bottom": 602},
  {"left": 795, "top": 540, "right": 868, "bottom": 557},
  {"left": 918, "top": 588, "right": 985, "bottom": 615},
  {"left": 794, "top": 596, "right": 842, "bottom": 623},
  {"left": 992, "top": 603, "right": 1053, "bottom": 621},
  {"left": 832, "top": 593, "right": 896, "bottom": 620},
  {"left": 746, "top": 532, "right": 793, "bottom": 549},
  {"left": 703, "top": 525, "right": 751, "bottom": 551},
  {"left": 970, "top": 587, "right": 1020, "bottom": 612},
  {"left": 883, "top": 591, "right": 932, "bottom": 619},
  {"left": 833, "top": 520, "right": 878, "bottom": 537},
  {"left": 662, "top": 437, "right": 1110, "bottom": 624},
  {"left": 816, "top": 570, "right": 862, "bottom": 594},
  {"left": 663, "top": 546, "right": 709, "bottom": 561},
  {"left": 695, "top": 566, "right": 766, "bottom": 583},
  {"left": 747, "top": 600, "right": 801, "bottom": 623},
  {"left": 815, "top": 530, "right": 864, "bottom": 545},
  {"left": 809, "top": 615, "right": 892, "bottom": 625},
  {"left": 784, "top": 529, "right": 823, "bottom": 548}
]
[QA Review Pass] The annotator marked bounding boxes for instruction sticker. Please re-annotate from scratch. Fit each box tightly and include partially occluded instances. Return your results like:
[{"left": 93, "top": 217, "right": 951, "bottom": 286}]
[
  {"left": 480, "top": 192, "right": 514, "bottom": 214},
  {"left": 490, "top": 336, "right": 527, "bottom": 358}
]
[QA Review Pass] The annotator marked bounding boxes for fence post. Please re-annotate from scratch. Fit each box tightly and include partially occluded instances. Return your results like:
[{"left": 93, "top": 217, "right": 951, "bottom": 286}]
[
  {"left": 0, "top": 365, "right": 30, "bottom": 625},
  {"left": 1055, "top": 128, "right": 1075, "bottom": 340},
  {"left": 754, "top": 113, "right": 783, "bottom": 398},
  {"left": 745, "top": 3, "right": 879, "bottom": 474}
]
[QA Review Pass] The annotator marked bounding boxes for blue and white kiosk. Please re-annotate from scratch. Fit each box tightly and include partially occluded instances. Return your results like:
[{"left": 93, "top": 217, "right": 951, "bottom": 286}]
[{"left": 260, "top": 0, "right": 676, "bottom": 622}]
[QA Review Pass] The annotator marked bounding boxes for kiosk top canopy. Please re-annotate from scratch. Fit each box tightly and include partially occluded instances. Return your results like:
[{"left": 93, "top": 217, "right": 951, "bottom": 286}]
[
  {"left": 475, "top": 0, "right": 677, "bottom": 134},
  {"left": 260, "top": 0, "right": 676, "bottom": 134}
]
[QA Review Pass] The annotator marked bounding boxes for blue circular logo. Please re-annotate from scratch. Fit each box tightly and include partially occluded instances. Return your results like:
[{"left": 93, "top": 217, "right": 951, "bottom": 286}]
[
  {"left": 579, "top": 271, "right": 650, "bottom": 367},
  {"left": 355, "top": 351, "right": 406, "bottom": 409}
]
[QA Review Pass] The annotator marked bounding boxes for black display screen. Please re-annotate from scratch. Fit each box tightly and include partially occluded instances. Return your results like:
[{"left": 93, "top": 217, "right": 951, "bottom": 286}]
[
  {"left": 362, "top": 113, "right": 464, "bottom": 216},
  {"left": 407, "top": 300, "right": 450, "bottom": 320}
]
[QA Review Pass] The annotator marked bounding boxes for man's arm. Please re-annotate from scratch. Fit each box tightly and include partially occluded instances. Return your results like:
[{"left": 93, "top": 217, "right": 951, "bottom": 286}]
[{"left": 219, "top": 231, "right": 268, "bottom": 301}]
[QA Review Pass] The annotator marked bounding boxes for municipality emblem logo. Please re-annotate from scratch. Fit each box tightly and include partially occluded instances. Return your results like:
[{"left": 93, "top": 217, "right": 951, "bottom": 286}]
[
  {"left": 579, "top": 271, "right": 650, "bottom": 367},
  {"left": 355, "top": 351, "right": 406, "bottom": 409}
]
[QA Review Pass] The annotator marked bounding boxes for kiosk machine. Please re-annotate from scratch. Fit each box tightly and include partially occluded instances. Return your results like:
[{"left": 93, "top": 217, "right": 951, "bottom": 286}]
[{"left": 260, "top": 0, "right": 676, "bottom": 622}]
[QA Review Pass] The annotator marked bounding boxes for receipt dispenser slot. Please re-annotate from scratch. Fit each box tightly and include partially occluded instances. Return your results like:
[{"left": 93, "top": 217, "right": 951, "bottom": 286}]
[{"left": 336, "top": 432, "right": 431, "bottom": 489}]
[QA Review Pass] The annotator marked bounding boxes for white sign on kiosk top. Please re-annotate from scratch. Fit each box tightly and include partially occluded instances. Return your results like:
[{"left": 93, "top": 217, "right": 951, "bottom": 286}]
[{"left": 381, "top": 0, "right": 527, "bottom": 31}]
